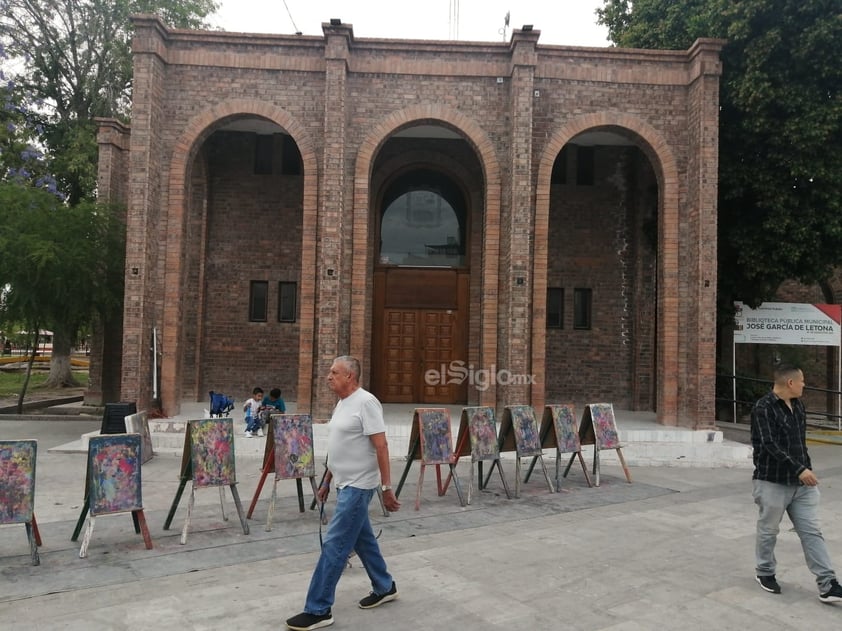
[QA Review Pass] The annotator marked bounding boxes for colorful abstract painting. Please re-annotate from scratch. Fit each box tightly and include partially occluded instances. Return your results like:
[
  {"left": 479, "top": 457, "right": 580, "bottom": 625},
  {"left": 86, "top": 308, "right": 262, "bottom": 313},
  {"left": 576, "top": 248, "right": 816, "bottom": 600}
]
[
  {"left": 189, "top": 418, "right": 236, "bottom": 487},
  {"left": 589, "top": 403, "right": 621, "bottom": 449},
  {"left": 417, "top": 409, "right": 454, "bottom": 465},
  {"left": 272, "top": 414, "right": 316, "bottom": 480},
  {"left": 552, "top": 404, "right": 582, "bottom": 454},
  {"left": 0, "top": 440, "right": 37, "bottom": 524},
  {"left": 465, "top": 407, "right": 499, "bottom": 461},
  {"left": 508, "top": 406, "right": 543, "bottom": 457},
  {"left": 88, "top": 434, "right": 143, "bottom": 516}
]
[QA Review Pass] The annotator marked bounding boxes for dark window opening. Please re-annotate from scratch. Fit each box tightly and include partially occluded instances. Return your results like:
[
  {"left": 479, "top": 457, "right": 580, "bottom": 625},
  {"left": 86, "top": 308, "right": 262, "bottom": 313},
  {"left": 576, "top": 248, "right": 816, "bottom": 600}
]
[
  {"left": 249, "top": 281, "right": 269, "bottom": 322},
  {"left": 255, "top": 135, "right": 274, "bottom": 175},
  {"left": 576, "top": 145, "right": 595, "bottom": 186},
  {"left": 547, "top": 288, "right": 564, "bottom": 328},
  {"left": 278, "top": 281, "right": 297, "bottom": 322},
  {"left": 282, "top": 135, "right": 302, "bottom": 175},
  {"left": 551, "top": 147, "right": 569, "bottom": 184},
  {"left": 573, "top": 288, "right": 592, "bottom": 330}
]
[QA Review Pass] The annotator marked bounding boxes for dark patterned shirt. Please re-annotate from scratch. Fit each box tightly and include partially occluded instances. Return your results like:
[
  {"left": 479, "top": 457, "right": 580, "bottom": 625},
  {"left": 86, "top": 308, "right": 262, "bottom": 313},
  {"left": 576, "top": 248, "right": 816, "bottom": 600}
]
[{"left": 751, "top": 390, "right": 811, "bottom": 485}]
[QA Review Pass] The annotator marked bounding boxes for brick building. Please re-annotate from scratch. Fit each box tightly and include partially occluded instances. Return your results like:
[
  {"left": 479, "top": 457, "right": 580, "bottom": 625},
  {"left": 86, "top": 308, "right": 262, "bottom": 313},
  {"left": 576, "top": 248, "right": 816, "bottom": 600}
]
[{"left": 94, "top": 15, "right": 723, "bottom": 427}]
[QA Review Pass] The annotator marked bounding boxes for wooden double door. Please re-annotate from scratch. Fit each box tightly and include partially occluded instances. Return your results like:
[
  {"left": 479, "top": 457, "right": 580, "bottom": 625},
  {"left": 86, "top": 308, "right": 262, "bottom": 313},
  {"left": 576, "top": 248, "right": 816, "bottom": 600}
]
[{"left": 372, "top": 268, "right": 469, "bottom": 403}]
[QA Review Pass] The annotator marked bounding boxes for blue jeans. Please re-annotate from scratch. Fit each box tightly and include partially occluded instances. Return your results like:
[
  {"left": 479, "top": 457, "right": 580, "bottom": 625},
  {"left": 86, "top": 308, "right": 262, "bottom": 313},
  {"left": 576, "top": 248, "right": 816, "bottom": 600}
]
[
  {"left": 753, "top": 479, "right": 837, "bottom": 592},
  {"left": 304, "top": 486, "right": 393, "bottom": 615}
]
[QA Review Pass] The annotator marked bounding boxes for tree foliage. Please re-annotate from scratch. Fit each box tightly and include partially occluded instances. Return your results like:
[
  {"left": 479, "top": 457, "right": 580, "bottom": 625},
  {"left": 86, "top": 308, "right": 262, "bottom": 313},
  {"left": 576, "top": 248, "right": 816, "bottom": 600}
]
[
  {"left": 1, "top": 1, "right": 219, "bottom": 203},
  {"left": 598, "top": 0, "right": 842, "bottom": 307},
  {"left": 0, "top": 0, "right": 217, "bottom": 392}
]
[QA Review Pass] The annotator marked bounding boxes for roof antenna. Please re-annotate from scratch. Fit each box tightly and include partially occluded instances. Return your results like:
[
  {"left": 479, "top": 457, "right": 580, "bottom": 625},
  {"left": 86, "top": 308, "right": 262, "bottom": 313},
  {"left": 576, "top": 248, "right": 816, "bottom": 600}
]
[
  {"left": 499, "top": 11, "right": 510, "bottom": 41},
  {"left": 449, "top": 0, "right": 460, "bottom": 39}
]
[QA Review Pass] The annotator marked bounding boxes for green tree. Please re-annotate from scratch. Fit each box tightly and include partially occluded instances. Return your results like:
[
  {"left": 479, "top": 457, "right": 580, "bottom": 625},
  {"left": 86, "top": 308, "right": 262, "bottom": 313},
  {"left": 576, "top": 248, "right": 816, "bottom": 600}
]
[
  {"left": 0, "top": 183, "right": 125, "bottom": 409},
  {"left": 597, "top": 0, "right": 842, "bottom": 307},
  {"left": 0, "top": 0, "right": 218, "bottom": 392}
]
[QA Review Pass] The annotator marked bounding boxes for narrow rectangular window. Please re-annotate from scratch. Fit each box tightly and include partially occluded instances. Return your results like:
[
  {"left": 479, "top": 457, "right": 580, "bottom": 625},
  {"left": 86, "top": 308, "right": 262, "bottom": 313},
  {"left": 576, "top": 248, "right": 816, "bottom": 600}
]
[
  {"left": 278, "top": 281, "right": 297, "bottom": 322},
  {"left": 547, "top": 287, "right": 564, "bottom": 328},
  {"left": 254, "top": 135, "right": 273, "bottom": 175},
  {"left": 249, "top": 281, "right": 269, "bottom": 322},
  {"left": 573, "top": 288, "right": 592, "bottom": 330},
  {"left": 576, "top": 145, "right": 595, "bottom": 186}
]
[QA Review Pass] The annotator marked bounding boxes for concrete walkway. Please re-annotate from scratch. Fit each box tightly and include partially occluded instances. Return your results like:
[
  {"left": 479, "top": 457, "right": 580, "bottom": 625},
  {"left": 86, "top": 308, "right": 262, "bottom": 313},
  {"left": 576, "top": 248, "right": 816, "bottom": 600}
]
[{"left": 2, "top": 416, "right": 842, "bottom": 629}]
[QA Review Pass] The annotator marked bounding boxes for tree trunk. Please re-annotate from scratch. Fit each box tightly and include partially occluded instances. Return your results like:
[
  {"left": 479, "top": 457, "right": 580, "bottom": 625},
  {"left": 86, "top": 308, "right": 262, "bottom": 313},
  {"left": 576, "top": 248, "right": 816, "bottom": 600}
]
[
  {"left": 43, "top": 325, "right": 79, "bottom": 388},
  {"left": 16, "top": 330, "right": 39, "bottom": 414}
]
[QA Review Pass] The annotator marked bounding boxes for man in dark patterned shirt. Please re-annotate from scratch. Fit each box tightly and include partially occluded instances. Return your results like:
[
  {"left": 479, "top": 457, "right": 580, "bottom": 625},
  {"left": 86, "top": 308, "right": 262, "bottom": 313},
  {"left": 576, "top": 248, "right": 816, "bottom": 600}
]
[{"left": 751, "top": 363, "right": 842, "bottom": 603}]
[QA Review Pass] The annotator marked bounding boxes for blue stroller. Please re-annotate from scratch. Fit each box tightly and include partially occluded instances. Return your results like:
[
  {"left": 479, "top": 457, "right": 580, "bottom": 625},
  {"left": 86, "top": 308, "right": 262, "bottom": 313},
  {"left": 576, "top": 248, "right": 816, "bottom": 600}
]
[{"left": 209, "top": 391, "right": 235, "bottom": 417}]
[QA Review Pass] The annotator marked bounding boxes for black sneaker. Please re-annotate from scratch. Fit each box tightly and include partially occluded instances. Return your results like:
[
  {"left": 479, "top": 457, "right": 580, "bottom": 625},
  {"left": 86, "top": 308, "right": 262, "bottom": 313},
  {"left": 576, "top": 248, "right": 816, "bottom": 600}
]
[
  {"left": 358, "top": 581, "right": 399, "bottom": 609},
  {"left": 285, "top": 610, "right": 334, "bottom": 630},
  {"left": 756, "top": 575, "right": 781, "bottom": 594},
  {"left": 819, "top": 579, "right": 842, "bottom": 603}
]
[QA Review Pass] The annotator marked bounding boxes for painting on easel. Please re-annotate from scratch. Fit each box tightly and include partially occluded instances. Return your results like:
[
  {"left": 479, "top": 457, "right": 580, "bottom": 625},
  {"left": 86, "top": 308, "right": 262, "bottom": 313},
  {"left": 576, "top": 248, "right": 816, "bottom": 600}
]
[
  {"left": 162, "top": 417, "right": 249, "bottom": 543},
  {"left": 189, "top": 418, "right": 236, "bottom": 487},
  {"left": 273, "top": 414, "right": 316, "bottom": 480},
  {"left": 88, "top": 434, "right": 143, "bottom": 516},
  {"left": 589, "top": 403, "right": 621, "bottom": 450},
  {"left": 76, "top": 434, "right": 152, "bottom": 558},
  {"left": 0, "top": 439, "right": 37, "bottom": 524},
  {"left": 419, "top": 408, "right": 455, "bottom": 465},
  {"left": 0, "top": 440, "right": 41, "bottom": 565},
  {"left": 467, "top": 407, "right": 500, "bottom": 461}
]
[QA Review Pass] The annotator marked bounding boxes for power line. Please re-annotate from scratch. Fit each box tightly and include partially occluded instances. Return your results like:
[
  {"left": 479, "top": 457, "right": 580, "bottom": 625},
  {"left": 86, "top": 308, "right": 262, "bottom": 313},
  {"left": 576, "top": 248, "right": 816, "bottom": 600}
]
[{"left": 282, "top": 0, "right": 301, "bottom": 35}]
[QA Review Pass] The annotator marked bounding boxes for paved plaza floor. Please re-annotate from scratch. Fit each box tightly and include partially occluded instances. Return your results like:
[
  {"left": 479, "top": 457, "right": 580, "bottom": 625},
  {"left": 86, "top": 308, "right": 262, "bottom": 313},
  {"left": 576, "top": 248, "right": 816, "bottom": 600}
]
[{"left": 2, "top": 418, "right": 842, "bottom": 630}]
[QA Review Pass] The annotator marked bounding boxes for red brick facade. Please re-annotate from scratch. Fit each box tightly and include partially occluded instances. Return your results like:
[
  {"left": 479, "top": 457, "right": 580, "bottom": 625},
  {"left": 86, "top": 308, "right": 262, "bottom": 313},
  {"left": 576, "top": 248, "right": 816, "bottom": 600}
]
[{"left": 96, "top": 16, "right": 724, "bottom": 428}]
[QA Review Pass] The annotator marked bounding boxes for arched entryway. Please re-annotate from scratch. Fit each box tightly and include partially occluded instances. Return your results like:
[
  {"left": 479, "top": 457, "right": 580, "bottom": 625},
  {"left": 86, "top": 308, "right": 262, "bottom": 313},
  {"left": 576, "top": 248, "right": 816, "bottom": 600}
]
[
  {"left": 368, "top": 126, "right": 485, "bottom": 404},
  {"left": 542, "top": 128, "right": 659, "bottom": 409},
  {"left": 160, "top": 101, "right": 319, "bottom": 414}
]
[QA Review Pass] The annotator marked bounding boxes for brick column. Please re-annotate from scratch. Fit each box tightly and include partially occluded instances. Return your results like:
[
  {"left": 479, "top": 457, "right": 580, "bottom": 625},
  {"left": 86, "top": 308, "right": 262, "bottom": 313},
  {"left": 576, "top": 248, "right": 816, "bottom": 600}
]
[
  {"left": 121, "top": 16, "right": 169, "bottom": 411},
  {"left": 87, "top": 119, "right": 131, "bottom": 405},
  {"left": 498, "top": 28, "right": 540, "bottom": 407},
  {"left": 682, "top": 38, "right": 725, "bottom": 428},
  {"left": 313, "top": 21, "right": 353, "bottom": 417}
]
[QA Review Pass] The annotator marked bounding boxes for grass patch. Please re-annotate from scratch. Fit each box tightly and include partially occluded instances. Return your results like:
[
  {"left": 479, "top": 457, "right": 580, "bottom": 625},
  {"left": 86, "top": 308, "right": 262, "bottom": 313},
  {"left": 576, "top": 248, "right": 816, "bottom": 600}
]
[{"left": 0, "top": 370, "right": 89, "bottom": 397}]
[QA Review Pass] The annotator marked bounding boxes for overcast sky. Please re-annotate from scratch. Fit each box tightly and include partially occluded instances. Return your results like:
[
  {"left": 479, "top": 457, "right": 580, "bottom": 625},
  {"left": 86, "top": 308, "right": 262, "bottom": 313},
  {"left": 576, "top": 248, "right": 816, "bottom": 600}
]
[{"left": 209, "top": 0, "right": 611, "bottom": 47}]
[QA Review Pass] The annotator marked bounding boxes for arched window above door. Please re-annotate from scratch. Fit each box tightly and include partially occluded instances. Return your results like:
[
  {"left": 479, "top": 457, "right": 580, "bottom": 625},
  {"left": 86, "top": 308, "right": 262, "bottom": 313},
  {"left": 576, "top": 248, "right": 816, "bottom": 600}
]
[{"left": 379, "top": 170, "right": 467, "bottom": 268}]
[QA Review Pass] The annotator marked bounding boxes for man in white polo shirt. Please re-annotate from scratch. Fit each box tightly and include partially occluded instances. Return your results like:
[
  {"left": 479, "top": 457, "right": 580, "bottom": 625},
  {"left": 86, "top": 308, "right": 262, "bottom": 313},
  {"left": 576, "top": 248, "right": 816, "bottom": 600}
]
[{"left": 286, "top": 355, "right": 401, "bottom": 631}]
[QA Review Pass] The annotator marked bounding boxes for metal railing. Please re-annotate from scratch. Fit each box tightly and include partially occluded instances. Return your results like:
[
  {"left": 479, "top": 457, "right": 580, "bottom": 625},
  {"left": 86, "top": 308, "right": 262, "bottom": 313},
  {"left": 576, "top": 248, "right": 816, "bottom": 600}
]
[{"left": 716, "top": 373, "right": 842, "bottom": 431}]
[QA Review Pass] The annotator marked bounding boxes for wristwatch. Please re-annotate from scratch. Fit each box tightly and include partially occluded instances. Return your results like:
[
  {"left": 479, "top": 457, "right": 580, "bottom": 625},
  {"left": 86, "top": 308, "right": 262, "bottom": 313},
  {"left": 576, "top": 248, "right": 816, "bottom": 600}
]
[{"left": 380, "top": 484, "right": 392, "bottom": 492}]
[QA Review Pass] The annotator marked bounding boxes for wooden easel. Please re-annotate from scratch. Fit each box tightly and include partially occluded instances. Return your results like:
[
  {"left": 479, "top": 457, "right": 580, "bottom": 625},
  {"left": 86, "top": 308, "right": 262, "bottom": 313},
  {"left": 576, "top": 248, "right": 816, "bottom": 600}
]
[
  {"left": 576, "top": 403, "right": 632, "bottom": 487},
  {"left": 394, "top": 408, "right": 465, "bottom": 510},
  {"left": 245, "top": 414, "right": 321, "bottom": 531},
  {"left": 443, "top": 407, "right": 511, "bottom": 504},
  {"left": 0, "top": 439, "right": 42, "bottom": 565},
  {"left": 162, "top": 418, "right": 249, "bottom": 543},
  {"left": 525, "top": 404, "right": 592, "bottom": 491},
  {"left": 71, "top": 434, "right": 153, "bottom": 558},
  {"left": 483, "top": 405, "right": 554, "bottom": 497}
]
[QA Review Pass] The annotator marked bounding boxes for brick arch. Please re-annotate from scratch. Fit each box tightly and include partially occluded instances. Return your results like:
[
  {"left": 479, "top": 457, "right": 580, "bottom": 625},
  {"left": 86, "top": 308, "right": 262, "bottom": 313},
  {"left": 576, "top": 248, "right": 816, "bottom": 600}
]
[
  {"left": 160, "top": 99, "right": 319, "bottom": 415},
  {"left": 532, "top": 112, "right": 680, "bottom": 422},
  {"left": 350, "top": 104, "right": 501, "bottom": 406}
]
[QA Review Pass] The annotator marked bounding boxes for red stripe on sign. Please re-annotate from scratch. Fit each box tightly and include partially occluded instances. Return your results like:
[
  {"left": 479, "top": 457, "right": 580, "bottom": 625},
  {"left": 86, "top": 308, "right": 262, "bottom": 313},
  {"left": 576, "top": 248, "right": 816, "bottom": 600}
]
[{"left": 815, "top": 304, "right": 842, "bottom": 325}]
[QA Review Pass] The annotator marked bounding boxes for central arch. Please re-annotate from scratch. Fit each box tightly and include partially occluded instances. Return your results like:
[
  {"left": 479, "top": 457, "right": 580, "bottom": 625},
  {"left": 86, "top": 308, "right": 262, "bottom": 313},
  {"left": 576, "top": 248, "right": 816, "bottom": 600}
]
[{"left": 352, "top": 105, "right": 502, "bottom": 406}]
